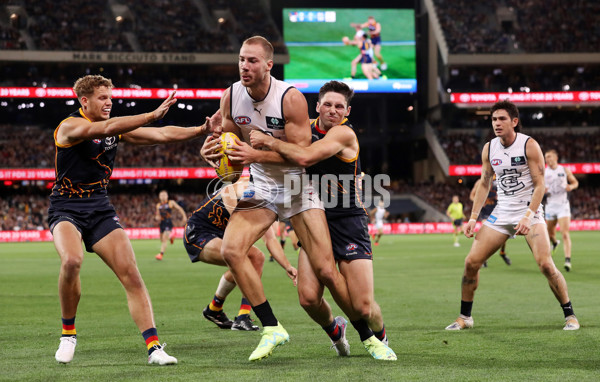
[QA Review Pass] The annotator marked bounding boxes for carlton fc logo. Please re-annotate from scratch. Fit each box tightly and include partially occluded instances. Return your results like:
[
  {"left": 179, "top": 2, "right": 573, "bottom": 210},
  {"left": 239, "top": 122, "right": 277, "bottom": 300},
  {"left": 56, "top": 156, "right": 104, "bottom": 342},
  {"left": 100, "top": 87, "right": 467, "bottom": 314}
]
[
  {"left": 234, "top": 116, "right": 251, "bottom": 125},
  {"left": 491, "top": 159, "right": 502, "bottom": 166}
]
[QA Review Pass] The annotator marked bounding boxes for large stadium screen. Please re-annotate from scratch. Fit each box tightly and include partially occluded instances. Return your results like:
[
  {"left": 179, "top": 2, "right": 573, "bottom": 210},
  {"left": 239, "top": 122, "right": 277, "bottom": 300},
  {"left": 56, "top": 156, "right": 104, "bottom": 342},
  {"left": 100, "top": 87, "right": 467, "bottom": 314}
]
[{"left": 282, "top": 8, "right": 416, "bottom": 94}]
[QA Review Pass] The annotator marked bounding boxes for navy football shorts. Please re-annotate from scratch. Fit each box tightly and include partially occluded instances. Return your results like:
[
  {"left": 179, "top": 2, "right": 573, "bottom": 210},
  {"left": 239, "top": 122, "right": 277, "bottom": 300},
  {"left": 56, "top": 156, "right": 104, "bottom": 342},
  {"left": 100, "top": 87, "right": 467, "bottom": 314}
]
[
  {"left": 48, "top": 207, "right": 122, "bottom": 252},
  {"left": 327, "top": 214, "right": 372, "bottom": 261},
  {"left": 182, "top": 222, "right": 224, "bottom": 263}
]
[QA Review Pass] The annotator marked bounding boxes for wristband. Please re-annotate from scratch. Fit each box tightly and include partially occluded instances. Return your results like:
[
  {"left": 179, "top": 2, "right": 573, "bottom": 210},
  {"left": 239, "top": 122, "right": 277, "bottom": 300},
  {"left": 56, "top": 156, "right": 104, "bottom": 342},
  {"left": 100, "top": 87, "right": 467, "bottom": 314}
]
[
  {"left": 524, "top": 208, "right": 535, "bottom": 219},
  {"left": 468, "top": 219, "right": 476, "bottom": 224},
  {"left": 470, "top": 212, "right": 479, "bottom": 220}
]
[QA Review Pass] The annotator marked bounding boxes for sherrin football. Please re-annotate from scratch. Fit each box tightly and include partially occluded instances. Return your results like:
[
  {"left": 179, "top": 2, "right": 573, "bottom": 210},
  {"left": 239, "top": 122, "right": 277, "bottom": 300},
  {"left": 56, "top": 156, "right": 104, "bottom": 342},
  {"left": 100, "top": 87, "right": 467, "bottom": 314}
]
[{"left": 215, "top": 132, "right": 244, "bottom": 183}]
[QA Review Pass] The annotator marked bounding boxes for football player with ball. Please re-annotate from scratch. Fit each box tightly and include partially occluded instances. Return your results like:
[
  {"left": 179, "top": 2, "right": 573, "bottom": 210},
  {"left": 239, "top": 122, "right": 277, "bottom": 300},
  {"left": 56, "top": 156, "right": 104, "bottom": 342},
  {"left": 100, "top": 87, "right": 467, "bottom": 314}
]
[{"left": 204, "top": 36, "right": 393, "bottom": 361}]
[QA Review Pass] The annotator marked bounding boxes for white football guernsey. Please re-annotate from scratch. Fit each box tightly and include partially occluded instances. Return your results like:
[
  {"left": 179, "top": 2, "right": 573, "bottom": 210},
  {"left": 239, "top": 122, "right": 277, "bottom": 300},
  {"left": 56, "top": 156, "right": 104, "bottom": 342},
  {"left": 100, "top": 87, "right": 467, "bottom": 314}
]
[
  {"left": 488, "top": 133, "right": 536, "bottom": 212},
  {"left": 545, "top": 165, "right": 568, "bottom": 206},
  {"left": 230, "top": 76, "right": 304, "bottom": 184}
]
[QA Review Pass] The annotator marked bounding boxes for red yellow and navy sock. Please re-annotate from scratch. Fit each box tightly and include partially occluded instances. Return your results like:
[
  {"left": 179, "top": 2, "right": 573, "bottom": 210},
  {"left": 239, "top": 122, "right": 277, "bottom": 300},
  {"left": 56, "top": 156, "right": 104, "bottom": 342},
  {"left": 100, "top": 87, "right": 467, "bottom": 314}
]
[
  {"left": 322, "top": 320, "right": 342, "bottom": 342},
  {"left": 373, "top": 325, "right": 386, "bottom": 342},
  {"left": 61, "top": 317, "right": 76, "bottom": 337},
  {"left": 142, "top": 328, "right": 160, "bottom": 355},
  {"left": 209, "top": 295, "right": 225, "bottom": 312},
  {"left": 238, "top": 298, "right": 251, "bottom": 317}
]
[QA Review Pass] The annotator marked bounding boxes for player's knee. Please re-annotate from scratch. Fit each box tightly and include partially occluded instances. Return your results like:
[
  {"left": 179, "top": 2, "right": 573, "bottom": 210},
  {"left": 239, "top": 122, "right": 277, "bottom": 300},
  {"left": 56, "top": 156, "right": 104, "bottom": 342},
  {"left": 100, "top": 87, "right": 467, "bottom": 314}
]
[
  {"left": 119, "top": 265, "right": 145, "bottom": 290},
  {"left": 538, "top": 261, "right": 556, "bottom": 277},
  {"left": 61, "top": 254, "right": 83, "bottom": 277},
  {"left": 314, "top": 266, "right": 338, "bottom": 287},
  {"left": 297, "top": 288, "right": 321, "bottom": 310},
  {"left": 352, "top": 299, "right": 372, "bottom": 320},
  {"left": 464, "top": 256, "right": 482, "bottom": 274},
  {"left": 248, "top": 249, "right": 265, "bottom": 269},
  {"left": 221, "top": 245, "right": 240, "bottom": 266}
]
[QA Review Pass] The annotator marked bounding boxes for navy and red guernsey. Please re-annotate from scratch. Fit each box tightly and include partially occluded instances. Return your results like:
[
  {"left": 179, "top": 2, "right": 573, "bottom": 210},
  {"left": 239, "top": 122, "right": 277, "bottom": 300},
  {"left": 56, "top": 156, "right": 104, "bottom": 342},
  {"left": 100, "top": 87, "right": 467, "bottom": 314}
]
[
  {"left": 49, "top": 108, "right": 120, "bottom": 211},
  {"left": 306, "top": 118, "right": 367, "bottom": 218}
]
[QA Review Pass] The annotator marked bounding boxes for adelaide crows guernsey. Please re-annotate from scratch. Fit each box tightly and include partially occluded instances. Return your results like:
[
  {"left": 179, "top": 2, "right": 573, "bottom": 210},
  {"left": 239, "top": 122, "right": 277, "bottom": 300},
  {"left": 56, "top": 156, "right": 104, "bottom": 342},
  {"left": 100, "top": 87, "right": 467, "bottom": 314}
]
[
  {"left": 187, "top": 190, "right": 230, "bottom": 233},
  {"left": 49, "top": 109, "right": 119, "bottom": 210},
  {"left": 488, "top": 133, "right": 535, "bottom": 212},
  {"left": 230, "top": 76, "right": 304, "bottom": 185},
  {"left": 306, "top": 118, "right": 366, "bottom": 217}
]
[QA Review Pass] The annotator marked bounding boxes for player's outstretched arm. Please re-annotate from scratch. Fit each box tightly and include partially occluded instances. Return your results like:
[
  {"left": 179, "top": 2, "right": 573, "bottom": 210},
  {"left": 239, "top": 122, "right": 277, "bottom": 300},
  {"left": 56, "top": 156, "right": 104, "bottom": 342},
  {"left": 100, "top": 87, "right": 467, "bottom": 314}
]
[
  {"left": 565, "top": 167, "right": 579, "bottom": 191},
  {"left": 251, "top": 125, "right": 354, "bottom": 168},
  {"left": 121, "top": 108, "right": 222, "bottom": 145},
  {"left": 262, "top": 226, "right": 298, "bottom": 286},
  {"left": 57, "top": 92, "right": 177, "bottom": 146},
  {"left": 170, "top": 200, "right": 187, "bottom": 226}
]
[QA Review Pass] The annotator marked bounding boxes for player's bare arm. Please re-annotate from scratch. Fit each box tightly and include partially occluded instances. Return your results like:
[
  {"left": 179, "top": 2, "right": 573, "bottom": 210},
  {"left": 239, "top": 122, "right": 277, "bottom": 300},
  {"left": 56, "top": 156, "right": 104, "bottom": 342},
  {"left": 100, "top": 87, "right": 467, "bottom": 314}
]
[
  {"left": 282, "top": 88, "right": 312, "bottom": 147},
  {"left": 250, "top": 125, "right": 356, "bottom": 168},
  {"left": 57, "top": 92, "right": 177, "bottom": 146},
  {"left": 169, "top": 200, "right": 186, "bottom": 225},
  {"left": 155, "top": 204, "right": 161, "bottom": 222},
  {"left": 565, "top": 167, "right": 579, "bottom": 191},
  {"left": 121, "top": 109, "right": 222, "bottom": 145},
  {"left": 515, "top": 139, "right": 545, "bottom": 235},
  {"left": 465, "top": 143, "right": 493, "bottom": 238}
]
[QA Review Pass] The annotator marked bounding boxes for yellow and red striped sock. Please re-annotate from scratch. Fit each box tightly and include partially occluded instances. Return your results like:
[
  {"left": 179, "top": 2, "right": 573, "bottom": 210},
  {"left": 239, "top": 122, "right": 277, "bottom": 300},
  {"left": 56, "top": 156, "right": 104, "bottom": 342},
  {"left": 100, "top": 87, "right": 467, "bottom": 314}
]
[
  {"left": 238, "top": 298, "right": 251, "bottom": 317},
  {"left": 142, "top": 328, "right": 160, "bottom": 355},
  {"left": 209, "top": 295, "right": 225, "bottom": 312},
  {"left": 61, "top": 317, "right": 76, "bottom": 337}
]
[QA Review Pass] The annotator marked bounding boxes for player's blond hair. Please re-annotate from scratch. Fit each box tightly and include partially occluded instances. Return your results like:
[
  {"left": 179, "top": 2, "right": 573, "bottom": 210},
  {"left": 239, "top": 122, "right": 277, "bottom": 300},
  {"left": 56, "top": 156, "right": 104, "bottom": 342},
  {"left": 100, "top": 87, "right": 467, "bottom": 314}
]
[
  {"left": 242, "top": 36, "right": 274, "bottom": 61},
  {"left": 73, "top": 75, "right": 114, "bottom": 100}
]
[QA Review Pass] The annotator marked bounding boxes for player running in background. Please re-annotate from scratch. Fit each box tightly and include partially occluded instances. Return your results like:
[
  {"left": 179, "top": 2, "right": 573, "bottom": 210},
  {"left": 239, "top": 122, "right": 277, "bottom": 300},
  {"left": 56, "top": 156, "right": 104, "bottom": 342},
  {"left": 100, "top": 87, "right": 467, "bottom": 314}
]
[
  {"left": 49, "top": 74, "right": 220, "bottom": 365},
  {"left": 250, "top": 80, "right": 396, "bottom": 360},
  {"left": 155, "top": 190, "right": 186, "bottom": 261},
  {"left": 470, "top": 177, "right": 511, "bottom": 266},
  {"left": 445, "top": 100, "right": 579, "bottom": 332},
  {"left": 203, "top": 36, "right": 381, "bottom": 362},
  {"left": 370, "top": 199, "right": 388, "bottom": 246},
  {"left": 544, "top": 149, "right": 578, "bottom": 271},
  {"left": 351, "top": 16, "right": 386, "bottom": 70},
  {"left": 183, "top": 177, "right": 297, "bottom": 331},
  {"left": 446, "top": 195, "right": 466, "bottom": 247}
]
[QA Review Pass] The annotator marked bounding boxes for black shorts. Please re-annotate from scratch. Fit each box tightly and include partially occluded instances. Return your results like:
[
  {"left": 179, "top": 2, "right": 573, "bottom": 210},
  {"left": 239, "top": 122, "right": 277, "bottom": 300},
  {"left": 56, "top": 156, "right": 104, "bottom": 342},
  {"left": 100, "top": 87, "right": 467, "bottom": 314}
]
[
  {"left": 183, "top": 222, "right": 223, "bottom": 263},
  {"left": 159, "top": 220, "right": 173, "bottom": 233},
  {"left": 327, "top": 214, "right": 372, "bottom": 261},
  {"left": 48, "top": 207, "right": 122, "bottom": 252},
  {"left": 453, "top": 218, "right": 463, "bottom": 227}
]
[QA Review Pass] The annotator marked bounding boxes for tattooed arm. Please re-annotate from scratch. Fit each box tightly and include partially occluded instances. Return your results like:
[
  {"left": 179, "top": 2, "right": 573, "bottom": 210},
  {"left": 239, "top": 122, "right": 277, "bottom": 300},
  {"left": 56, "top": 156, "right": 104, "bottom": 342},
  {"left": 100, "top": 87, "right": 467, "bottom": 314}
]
[
  {"left": 515, "top": 138, "right": 545, "bottom": 235},
  {"left": 465, "top": 143, "right": 494, "bottom": 238}
]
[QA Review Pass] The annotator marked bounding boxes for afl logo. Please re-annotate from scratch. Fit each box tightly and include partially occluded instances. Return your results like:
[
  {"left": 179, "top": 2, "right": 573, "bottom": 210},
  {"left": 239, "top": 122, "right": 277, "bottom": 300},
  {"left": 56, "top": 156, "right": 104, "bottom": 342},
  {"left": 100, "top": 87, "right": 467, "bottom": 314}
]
[
  {"left": 346, "top": 243, "right": 358, "bottom": 251},
  {"left": 234, "top": 116, "right": 251, "bottom": 125},
  {"left": 93, "top": 139, "right": 102, "bottom": 144},
  {"left": 491, "top": 159, "right": 502, "bottom": 166}
]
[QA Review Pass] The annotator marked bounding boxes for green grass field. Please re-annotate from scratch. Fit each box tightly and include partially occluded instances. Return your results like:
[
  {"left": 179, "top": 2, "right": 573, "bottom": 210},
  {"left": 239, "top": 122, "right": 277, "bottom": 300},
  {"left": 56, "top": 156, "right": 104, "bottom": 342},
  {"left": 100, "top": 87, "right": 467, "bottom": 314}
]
[
  {"left": 1, "top": 232, "right": 598, "bottom": 381},
  {"left": 283, "top": 8, "right": 416, "bottom": 80}
]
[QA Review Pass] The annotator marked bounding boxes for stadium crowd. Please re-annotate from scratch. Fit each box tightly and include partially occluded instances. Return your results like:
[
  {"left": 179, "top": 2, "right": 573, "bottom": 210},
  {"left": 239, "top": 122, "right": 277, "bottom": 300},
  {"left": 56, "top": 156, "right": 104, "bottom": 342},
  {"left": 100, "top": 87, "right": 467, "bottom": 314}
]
[
  {"left": 7, "top": 0, "right": 283, "bottom": 54},
  {"left": 445, "top": 65, "right": 600, "bottom": 93},
  {"left": 3, "top": 181, "right": 599, "bottom": 232},
  {"left": 438, "top": 129, "right": 600, "bottom": 165},
  {"left": 433, "top": 0, "right": 599, "bottom": 54}
]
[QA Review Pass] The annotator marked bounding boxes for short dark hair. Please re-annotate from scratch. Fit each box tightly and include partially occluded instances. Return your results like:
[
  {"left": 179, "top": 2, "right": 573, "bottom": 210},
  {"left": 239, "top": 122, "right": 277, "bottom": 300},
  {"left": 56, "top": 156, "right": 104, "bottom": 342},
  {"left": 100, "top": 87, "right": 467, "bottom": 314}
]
[
  {"left": 490, "top": 100, "right": 521, "bottom": 132},
  {"left": 318, "top": 81, "right": 354, "bottom": 105}
]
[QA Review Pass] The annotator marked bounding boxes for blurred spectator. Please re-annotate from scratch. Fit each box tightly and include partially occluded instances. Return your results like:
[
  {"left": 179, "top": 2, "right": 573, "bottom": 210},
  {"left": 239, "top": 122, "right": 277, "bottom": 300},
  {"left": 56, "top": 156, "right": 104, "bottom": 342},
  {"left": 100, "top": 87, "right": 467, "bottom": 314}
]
[
  {"left": 0, "top": 24, "right": 26, "bottom": 49},
  {"left": 433, "top": 0, "right": 600, "bottom": 54}
]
